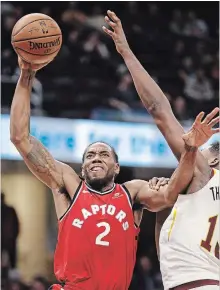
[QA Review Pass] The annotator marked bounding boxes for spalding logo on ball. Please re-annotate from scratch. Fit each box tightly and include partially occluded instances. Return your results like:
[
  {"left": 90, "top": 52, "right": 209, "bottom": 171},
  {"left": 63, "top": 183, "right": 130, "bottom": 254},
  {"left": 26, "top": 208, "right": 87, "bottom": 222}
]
[
  {"left": 29, "top": 36, "right": 61, "bottom": 51},
  {"left": 11, "top": 13, "right": 62, "bottom": 64}
]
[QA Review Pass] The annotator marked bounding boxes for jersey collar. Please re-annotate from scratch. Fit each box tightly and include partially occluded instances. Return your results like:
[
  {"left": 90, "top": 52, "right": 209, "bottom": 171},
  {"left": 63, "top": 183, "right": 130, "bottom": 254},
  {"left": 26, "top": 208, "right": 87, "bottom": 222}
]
[{"left": 85, "top": 182, "right": 116, "bottom": 195}]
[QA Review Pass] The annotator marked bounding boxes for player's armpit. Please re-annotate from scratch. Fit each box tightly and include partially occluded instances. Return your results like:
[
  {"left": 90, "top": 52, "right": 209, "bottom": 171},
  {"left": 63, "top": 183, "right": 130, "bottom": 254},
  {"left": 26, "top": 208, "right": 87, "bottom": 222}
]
[{"left": 15, "top": 135, "right": 66, "bottom": 191}]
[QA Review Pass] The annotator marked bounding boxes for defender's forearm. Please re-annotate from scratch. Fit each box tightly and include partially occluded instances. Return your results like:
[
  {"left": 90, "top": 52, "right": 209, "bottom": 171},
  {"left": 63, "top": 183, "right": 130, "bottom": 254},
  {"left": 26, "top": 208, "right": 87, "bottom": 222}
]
[
  {"left": 165, "top": 145, "right": 198, "bottom": 204},
  {"left": 121, "top": 49, "right": 171, "bottom": 116},
  {"left": 10, "top": 69, "right": 36, "bottom": 143}
]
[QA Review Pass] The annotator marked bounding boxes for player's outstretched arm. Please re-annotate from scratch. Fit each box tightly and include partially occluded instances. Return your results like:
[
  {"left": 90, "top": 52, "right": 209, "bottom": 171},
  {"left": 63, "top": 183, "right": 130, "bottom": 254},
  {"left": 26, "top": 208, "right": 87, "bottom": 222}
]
[
  {"left": 126, "top": 110, "right": 219, "bottom": 211},
  {"left": 127, "top": 143, "right": 197, "bottom": 212},
  {"left": 10, "top": 58, "right": 80, "bottom": 194},
  {"left": 125, "top": 144, "right": 197, "bottom": 212},
  {"left": 103, "top": 10, "right": 218, "bottom": 174}
]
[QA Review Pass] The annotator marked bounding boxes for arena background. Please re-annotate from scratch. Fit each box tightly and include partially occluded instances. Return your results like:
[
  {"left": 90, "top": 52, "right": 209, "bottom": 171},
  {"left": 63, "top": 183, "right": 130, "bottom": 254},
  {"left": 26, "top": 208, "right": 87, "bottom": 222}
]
[{"left": 1, "top": 1, "right": 219, "bottom": 290}]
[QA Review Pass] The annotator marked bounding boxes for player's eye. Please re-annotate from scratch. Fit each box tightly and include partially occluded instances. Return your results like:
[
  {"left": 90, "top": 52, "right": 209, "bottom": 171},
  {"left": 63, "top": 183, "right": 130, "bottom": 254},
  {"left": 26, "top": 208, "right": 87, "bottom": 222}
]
[
  {"left": 102, "top": 153, "right": 109, "bottom": 157},
  {"left": 86, "top": 154, "right": 93, "bottom": 159}
]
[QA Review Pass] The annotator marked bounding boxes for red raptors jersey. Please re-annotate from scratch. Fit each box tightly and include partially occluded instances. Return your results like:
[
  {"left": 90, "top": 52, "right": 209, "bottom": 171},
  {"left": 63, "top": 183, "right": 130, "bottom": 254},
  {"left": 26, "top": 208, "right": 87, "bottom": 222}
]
[{"left": 54, "top": 181, "right": 139, "bottom": 290}]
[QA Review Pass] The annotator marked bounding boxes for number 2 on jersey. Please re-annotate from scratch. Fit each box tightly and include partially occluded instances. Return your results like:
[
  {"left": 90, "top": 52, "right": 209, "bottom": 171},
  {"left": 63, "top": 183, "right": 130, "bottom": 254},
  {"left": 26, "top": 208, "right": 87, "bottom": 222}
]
[
  {"left": 96, "top": 222, "right": 110, "bottom": 246},
  {"left": 201, "top": 215, "right": 219, "bottom": 259}
]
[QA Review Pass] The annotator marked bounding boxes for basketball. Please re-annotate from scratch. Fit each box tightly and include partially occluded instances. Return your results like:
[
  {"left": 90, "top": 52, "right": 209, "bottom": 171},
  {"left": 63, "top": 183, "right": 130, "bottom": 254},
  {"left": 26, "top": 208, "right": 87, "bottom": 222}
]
[{"left": 11, "top": 13, "right": 62, "bottom": 64}]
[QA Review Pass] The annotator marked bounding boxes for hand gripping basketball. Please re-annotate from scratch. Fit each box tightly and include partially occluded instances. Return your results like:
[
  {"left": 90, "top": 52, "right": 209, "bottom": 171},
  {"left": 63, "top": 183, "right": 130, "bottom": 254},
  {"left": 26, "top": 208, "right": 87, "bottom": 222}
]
[
  {"left": 182, "top": 108, "right": 220, "bottom": 148},
  {"left": 18, "top": 56, "right": 50, "bottom": 71}
]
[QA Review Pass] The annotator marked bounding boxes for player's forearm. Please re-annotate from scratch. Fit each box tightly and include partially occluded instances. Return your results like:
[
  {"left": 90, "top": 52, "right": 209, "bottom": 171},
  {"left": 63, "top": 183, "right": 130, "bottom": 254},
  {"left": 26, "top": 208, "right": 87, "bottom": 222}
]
[
  {"left": 10, "top": 69, "right": 36, "bottom": 143},
  {"left": 165, "top": 145, "right": 198, "bottom": 204},
  {"left": 121, "top": 49, "right": 171, "bottom": 117}
]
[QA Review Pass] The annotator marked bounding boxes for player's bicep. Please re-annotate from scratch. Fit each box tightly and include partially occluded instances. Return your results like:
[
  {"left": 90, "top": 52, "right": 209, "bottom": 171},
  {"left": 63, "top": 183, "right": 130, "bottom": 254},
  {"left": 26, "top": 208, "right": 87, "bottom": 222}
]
[{"left": 15, "top": 135, "right": 64, "bottom": 190}]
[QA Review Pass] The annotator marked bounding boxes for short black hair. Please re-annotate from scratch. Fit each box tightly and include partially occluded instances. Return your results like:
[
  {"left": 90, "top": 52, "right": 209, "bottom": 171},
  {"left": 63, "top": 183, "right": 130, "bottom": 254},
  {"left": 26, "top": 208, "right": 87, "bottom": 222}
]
[
  {"left": 209, "top": 141, "right": 219, "bottom": 156},
  {"left": 82, "top": 141, "right": 119, "bottom": 163}
]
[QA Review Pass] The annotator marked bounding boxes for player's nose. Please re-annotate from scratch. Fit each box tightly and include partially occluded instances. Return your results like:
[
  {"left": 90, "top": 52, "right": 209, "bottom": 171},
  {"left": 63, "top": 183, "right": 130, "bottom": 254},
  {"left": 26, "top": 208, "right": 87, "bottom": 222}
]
[{"left": 91, "top": 157, "right": 102, "bottom": 163}]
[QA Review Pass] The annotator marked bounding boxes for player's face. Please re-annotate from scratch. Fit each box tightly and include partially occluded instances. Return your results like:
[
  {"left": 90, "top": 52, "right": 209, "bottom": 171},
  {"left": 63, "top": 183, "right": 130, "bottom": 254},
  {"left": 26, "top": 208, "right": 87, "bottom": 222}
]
[
  {"left": 201, "top": 148, "right": 219, "bottom": 169},
  {"left": 82, "top": 143, "right": 120, "bottom": 189}
]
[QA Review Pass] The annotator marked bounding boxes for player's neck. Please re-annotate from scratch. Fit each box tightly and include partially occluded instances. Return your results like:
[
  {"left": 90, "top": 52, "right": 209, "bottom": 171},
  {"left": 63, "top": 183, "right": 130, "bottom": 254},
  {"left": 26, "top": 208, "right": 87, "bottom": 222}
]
[
  {"left": 86, "top": 181, "right": 115, "bottom": 193},
  {"left": 100, "top": 183, "right": 115, "bottom": 192}
]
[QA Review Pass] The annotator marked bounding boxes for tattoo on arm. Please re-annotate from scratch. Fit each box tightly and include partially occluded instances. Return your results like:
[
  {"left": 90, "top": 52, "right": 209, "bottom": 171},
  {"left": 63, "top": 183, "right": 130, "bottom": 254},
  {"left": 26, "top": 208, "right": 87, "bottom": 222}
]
[
  {"left": 148, "top": 100, "right": 162, "bottom": 115},
  {"left": 26, "top": 136, "right": 64, "bottom": 191},
  {"left": 27, "top": 136, "right": 55, "bottom": 173}
]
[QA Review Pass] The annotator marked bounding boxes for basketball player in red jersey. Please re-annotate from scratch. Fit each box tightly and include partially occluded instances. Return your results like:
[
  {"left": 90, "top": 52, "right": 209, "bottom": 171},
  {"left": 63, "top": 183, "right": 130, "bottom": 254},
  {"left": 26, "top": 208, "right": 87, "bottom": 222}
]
[
  {"left": 7, "top": 57, "right": 192, "bottom": 289},
  {"left": 104, "top": 10, "right": 220, "bottom": 289}
]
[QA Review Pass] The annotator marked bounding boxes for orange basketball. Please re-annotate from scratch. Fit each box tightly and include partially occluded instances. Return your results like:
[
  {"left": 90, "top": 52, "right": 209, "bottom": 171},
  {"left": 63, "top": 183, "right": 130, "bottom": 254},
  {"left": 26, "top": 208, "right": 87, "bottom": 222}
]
[{"left": 11, "top": 13, "right": 62, "bottom": 64}]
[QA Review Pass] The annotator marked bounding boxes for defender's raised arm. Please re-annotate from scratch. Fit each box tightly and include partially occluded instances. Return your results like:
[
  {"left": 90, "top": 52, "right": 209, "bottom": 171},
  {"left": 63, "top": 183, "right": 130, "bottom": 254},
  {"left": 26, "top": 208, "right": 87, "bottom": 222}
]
[{"left": 103, "top": 10, "right": 219, "bottom": 175}]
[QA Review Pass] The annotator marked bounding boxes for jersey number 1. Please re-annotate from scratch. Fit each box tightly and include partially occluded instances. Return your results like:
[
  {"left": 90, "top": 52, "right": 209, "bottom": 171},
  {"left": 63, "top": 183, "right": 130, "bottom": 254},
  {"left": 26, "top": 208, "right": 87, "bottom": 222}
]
[
  {"left": 95, "top": 222, "right": 110, "bottom": 246},
  {"left": 201, "top": 215, "right": 219, "bottom": 259}
]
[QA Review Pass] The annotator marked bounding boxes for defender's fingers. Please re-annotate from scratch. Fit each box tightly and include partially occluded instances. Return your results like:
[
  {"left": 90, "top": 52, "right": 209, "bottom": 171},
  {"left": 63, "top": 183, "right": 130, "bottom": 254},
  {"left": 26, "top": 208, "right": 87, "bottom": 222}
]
[
  {"left": 156, "top": 178, "right": 169, "bottom": 189},
  {"left": 105, "top": 16, "right": 116, "bottom": 28},
  {"left": 212, "top": 128, "right": 220, "bottom": 134},
  {"left": 102, "top": 26, "right": 114, "bottom": 37},
  {"left": 194, "top": 111, "right": 205, "bottom": 124},
  {"left": 160, "top": 178, "right": 169, "bottom": 186},
  {"left": 203, "top": 107, "right": 220, "bottom": 124},
  {"left": 208, "top": 116, "right": 220, "bottom": 128},
  {"left": 107, "top": 10, "right": 121, "bottom": 24},
  {"left": 149, "top": 177, "right": 159, "bottom": 188}
]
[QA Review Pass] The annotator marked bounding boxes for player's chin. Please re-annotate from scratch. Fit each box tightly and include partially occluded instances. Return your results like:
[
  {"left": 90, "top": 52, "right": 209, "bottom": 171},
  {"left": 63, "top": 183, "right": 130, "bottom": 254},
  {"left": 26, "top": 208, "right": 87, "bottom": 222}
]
[{"left": 86, "top": 174, "right": 109, "bottom": 191}]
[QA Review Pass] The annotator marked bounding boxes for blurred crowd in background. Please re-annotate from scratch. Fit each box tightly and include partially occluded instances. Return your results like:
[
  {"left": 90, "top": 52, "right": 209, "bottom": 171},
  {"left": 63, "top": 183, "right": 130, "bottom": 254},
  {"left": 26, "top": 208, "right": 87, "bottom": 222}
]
[
  {"left": 1, "top": 1, "right": 219, "bottom": 290},
  {"left": 1, "top": 1, "right": 219, "bottom": 122}
]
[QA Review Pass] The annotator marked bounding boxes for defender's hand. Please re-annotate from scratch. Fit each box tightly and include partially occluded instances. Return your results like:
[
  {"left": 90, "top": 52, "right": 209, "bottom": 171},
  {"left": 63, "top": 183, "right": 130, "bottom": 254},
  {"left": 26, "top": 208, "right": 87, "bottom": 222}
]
[
  {"left": 149, "top": 177, "right": 169, "bottom": 191},
  {"left": 18, "top": 57, "right": 49, "bottom": 72},
  {"left": 182, "top": 108, "right": 220, "bottom": 148},
  {"left": 102, "top": 10, "right": 130, "bottom": 55}
]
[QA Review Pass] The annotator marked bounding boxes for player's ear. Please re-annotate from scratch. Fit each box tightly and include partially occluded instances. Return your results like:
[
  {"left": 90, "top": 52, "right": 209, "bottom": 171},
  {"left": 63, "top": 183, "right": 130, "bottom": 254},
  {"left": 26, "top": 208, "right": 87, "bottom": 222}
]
[
  {"left": 81, "top": 165, "right": 85, "bottom": 178},
  {"left": 209, "top": 157, "right": 219, "bottom": 167},
  {"left": 115, "top": 163, "right": 120, "bottom": 175}
]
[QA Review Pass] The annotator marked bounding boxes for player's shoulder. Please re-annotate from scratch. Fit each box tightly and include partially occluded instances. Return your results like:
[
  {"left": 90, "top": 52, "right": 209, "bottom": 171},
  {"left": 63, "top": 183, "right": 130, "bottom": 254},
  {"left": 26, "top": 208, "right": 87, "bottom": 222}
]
[{"left": 186, "top": 167, "right": 217, "bottom": 194}]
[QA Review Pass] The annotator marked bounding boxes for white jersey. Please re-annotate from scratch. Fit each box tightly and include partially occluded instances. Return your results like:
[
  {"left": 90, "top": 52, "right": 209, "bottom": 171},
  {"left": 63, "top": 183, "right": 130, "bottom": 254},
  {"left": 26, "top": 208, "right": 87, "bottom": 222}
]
[{"left": 159, "top": 169, "right": 220, "bottom": 290}]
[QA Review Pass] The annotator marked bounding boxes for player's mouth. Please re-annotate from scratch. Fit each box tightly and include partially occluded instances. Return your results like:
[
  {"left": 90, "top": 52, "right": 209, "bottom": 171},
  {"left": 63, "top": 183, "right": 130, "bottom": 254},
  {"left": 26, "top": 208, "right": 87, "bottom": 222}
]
[{"left": 90, "top": 166, "right": 104, "bottom": 172}]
